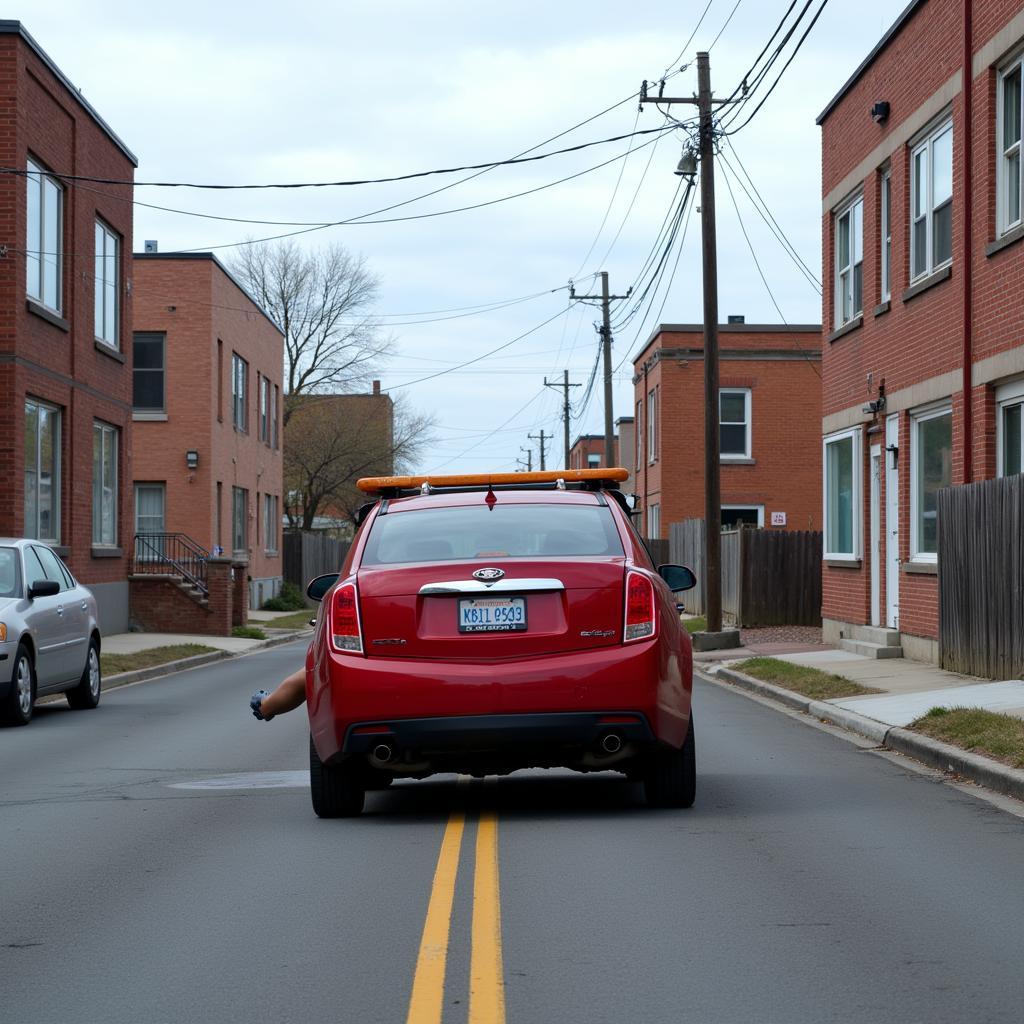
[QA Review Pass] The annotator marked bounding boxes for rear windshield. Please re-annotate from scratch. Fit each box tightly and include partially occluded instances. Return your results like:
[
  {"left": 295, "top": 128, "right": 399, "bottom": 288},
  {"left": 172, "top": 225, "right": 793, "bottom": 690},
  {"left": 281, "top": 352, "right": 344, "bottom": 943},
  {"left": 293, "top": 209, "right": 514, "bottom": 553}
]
[{"left": 361, "top": 503, "right": 624, "bottom": 565}]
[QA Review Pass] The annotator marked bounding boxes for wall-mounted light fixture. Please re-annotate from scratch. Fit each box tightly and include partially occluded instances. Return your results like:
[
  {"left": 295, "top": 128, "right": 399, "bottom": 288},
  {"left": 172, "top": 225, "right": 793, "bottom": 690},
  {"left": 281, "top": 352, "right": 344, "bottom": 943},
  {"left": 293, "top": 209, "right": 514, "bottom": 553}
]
[
  {"left": 185, "top": 450, "right": 199, "bottom": 470},
  {"left": 870, "top": 101, "right": 890, "bottom": 124}
]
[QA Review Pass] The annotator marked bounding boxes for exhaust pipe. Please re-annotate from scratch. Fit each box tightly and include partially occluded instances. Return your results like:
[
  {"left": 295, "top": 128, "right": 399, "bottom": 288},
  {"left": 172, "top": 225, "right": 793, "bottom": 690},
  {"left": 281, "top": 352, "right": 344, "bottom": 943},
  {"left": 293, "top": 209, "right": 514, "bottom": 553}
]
[
  {"left": 600, "top": 733, "right": 623, "bottom": 754},
  {"left": 372, "top": 743, "right": 394, "bottom": 764}
]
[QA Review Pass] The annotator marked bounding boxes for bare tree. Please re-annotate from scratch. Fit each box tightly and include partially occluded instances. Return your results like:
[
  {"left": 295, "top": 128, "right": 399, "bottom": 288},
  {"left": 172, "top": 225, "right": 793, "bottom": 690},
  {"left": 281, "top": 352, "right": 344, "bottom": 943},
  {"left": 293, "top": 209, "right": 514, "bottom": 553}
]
[
  {"left": 229, "top": 240, "right": 393, "bottom": 423},
  {"left": 284, "top": 392, "right": 435, "bottom": 532}
]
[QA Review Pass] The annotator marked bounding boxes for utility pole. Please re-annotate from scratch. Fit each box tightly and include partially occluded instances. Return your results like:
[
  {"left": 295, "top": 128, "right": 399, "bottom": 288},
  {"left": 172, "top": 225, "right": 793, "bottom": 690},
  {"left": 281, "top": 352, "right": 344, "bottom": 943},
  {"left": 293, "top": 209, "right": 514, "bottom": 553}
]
[
  {"left": 544, "top": 370, "right": 581, "bottom": 470},
  {"left": 639, "top": 52, "right": 738, "bottom": 643},
  {"left": 570, "top": 273, "right": 631, "bottom": 467},
  {"left": 518, "top": 446, "right": 533, "bottom": 472},
  {"left": 528, "top": 430, "right": 551, "bottom": 472}
]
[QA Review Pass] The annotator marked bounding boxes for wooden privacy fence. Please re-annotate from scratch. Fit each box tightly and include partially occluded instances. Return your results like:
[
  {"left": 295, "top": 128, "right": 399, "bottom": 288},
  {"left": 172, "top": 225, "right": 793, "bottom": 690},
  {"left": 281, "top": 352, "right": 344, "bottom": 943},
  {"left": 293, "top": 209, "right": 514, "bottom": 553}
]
[
  {"left": 938, "top": 475, "right": 1024, "bottom": 679},
  {"left": 283, "top": 532, "right": 351, "bottom": 597},
  {"left": 669, "top": 518, "right": 821, "bottom": 626},
  {"left": 644, "top": 538, "right": 670, "bottom": 566}
]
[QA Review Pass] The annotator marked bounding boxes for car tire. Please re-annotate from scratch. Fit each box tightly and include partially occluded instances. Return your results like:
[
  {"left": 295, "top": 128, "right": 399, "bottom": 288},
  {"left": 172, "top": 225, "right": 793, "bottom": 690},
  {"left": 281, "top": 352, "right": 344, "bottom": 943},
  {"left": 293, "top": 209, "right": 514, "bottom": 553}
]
[
  {"left": 2, "top": 644, "right": 36, "bottom": 727},
  {"left": 643, "top": 715, "right": 696, "bottom": 809},
  {"left": 309, "top": 734, "right": 365, "bottom": 818},
  {"left": 66, "top": 639, "right": 102, "bottom": 711}
]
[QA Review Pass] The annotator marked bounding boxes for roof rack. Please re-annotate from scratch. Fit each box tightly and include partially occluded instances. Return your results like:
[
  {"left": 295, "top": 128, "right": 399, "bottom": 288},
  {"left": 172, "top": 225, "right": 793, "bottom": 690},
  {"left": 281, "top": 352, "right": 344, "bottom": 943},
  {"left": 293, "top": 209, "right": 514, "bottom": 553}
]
[{"left": 357, "top": 468, "right": 629, "bottom": 498}]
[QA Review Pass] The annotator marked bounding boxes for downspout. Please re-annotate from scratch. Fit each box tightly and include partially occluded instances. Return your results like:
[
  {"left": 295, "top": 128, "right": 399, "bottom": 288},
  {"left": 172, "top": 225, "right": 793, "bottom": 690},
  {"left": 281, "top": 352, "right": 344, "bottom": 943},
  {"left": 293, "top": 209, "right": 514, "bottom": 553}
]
[
  {"left": 961, "top": 0, "right": 974, "bottom": 482},
  {"left": 643, "top": 361, "right": 649, "bottom": 532}
]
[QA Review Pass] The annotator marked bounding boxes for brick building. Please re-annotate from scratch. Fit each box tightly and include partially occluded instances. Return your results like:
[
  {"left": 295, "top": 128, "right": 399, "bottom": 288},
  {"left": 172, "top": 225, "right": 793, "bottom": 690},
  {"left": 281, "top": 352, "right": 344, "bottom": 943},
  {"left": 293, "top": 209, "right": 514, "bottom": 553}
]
[
  {"left": 132, "top": 253, "right": 284, "bottom": 609},
  {"left": 632, "top": 323, "right": 822, "bottom": 541},
  {"left": 568, "top": 433, "right": 620, "bottom": 470},
  {"left": 818, "top": 0, "right": 1024, "bottom": 662},
  {"left": 0, "top": 23, "right": 136, "bottom": 632}
]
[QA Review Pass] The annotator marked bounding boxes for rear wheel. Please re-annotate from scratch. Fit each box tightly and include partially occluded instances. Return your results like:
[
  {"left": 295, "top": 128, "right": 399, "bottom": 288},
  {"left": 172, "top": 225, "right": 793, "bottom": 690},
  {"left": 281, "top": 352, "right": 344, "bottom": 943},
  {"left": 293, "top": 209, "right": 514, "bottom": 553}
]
[
  {"left": 309, "top": 735, "right": 365, "bottom": 818},
  {"left": 66, "top": 640, "right": 101, "bottom": 710},
  {"left": 2, "top": 644, "right": 35, "bottom": 727},
  {"left": 643, "top": 715, "right": 696, "bottom": 809}
]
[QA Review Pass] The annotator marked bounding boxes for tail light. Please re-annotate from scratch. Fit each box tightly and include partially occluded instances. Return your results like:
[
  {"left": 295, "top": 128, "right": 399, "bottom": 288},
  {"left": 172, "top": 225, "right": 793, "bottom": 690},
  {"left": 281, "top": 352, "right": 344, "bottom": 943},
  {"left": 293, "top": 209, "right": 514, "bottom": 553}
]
[
  {"left": 624, "top": 570, "right": 656, "bottom": 643},
  {"left": 330, "top": 581, "right": 363, "bottom": 653}
]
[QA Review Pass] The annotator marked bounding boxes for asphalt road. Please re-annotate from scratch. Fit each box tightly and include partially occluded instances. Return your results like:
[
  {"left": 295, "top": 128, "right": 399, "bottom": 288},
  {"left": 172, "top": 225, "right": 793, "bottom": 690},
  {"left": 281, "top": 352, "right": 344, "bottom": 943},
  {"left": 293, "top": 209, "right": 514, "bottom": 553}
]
[{"left": 2, "top": 641, "right": 1023, "bottom": 1024}]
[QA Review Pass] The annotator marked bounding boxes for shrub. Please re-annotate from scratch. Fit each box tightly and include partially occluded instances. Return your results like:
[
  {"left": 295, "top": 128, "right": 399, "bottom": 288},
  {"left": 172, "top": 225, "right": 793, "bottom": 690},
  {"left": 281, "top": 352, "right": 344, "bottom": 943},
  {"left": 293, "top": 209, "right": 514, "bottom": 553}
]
[
  {"left": 262, "top": 581, "right": 306, "bottom": 611},
  {"left": 232, "top": 625, "right": 267, "bottom": 640}
]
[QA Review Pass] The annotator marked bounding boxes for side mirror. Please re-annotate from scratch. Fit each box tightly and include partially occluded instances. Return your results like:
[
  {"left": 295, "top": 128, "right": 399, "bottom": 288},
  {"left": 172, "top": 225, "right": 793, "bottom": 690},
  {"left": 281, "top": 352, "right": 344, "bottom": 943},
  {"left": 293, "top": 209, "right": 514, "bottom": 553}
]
[
  {"left": 28, "top": 579, "right": 61, "bottom": 599},
  {"left": 306, "top": 573, "right": 339, "bottom": 603},
  {"left": 657, "top": 564, "right": 697, "bottom": 592}
]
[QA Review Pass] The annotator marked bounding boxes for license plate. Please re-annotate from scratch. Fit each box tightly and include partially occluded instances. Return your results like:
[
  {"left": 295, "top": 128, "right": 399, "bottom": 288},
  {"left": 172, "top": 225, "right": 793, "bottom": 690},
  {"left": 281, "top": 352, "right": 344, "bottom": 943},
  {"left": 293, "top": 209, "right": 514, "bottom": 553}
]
[{"left": 458, "top": 596, "right": 527, "bottom": 633}]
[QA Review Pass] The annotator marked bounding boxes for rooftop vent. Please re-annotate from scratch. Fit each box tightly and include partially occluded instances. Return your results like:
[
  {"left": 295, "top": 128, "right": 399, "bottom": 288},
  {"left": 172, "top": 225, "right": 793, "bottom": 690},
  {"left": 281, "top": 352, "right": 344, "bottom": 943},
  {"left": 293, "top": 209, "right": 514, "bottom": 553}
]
[
  {"left": 727, "top": 314, "right": 745, "bottom": 324},
  {"left": 144, "top": 240, "right": 158, "bottom": 253}
]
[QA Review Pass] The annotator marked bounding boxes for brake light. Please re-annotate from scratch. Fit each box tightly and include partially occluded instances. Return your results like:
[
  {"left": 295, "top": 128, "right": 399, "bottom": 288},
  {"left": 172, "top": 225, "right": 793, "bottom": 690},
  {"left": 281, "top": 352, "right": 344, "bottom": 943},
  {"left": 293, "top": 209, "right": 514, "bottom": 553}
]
[
  {"left": 330, "top": 582, "right": 363, "bottom": 653},
  {"left": 624, "top": 571, "right": 656, "bottom": 643}
]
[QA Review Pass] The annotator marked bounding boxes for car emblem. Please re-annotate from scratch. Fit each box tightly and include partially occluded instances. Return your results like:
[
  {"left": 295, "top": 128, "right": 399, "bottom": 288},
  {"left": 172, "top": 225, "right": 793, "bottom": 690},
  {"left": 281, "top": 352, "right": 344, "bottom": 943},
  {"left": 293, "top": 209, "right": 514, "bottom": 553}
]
[{"left": 473, "top": 567, "right": 505, "bottom": 583}]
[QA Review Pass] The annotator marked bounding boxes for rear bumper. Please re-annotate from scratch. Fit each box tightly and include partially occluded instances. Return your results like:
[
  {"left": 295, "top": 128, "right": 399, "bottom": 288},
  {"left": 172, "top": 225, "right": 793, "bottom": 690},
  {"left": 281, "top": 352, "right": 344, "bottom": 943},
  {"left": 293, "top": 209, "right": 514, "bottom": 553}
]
[{"left": 307, "top": 637, "right": 691, "bottom": 763}]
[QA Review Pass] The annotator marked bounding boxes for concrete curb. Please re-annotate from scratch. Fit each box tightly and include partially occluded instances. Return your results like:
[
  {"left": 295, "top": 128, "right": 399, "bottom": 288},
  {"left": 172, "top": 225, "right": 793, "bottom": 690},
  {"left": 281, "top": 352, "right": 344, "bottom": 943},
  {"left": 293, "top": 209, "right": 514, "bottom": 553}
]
[{"left": 711, "top": 665, "right": 1024, "bottom": 803}]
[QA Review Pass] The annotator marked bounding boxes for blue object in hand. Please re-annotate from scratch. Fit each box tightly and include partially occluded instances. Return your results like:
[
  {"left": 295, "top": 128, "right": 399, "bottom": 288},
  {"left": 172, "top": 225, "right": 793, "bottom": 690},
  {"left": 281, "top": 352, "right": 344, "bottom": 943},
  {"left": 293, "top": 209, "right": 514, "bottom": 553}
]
[{"left": 250, "top": 690, "right": 272, "bottom": 721}]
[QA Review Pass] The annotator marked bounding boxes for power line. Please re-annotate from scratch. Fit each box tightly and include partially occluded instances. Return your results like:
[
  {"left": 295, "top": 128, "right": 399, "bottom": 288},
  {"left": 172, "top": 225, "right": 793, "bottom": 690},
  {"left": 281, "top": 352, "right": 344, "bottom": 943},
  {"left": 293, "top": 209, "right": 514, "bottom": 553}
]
[
  {"left": 2, "top": 123, "right": 674, "bottom": 192},
  {"left": 719, "top": 159, "right": 821, "bottom": 378},
  {"left": 661, "top": 0, "right": 716, "bottom": 79},
  {"left": 708, "top": 0, "right": 744, "bottom": 50}
]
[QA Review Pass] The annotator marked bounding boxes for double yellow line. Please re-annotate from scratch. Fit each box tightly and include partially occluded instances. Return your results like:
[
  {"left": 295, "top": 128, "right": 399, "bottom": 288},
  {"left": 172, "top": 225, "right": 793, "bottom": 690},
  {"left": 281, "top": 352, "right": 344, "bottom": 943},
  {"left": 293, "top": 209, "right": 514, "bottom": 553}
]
[{"left": 406, "top": 805, "right": 505, "bottom": 1024}]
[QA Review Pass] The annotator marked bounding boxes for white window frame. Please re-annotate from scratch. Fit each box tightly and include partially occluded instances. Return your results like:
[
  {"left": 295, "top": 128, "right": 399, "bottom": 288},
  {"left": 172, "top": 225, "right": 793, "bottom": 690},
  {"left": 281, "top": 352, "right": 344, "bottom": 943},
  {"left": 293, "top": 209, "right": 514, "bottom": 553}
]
[
  {"left": 910, "top": 119, "right": 953, "bottom": 281},
  {"left": 996, "top": 377, "right": 1024, "bottom": 478},
  {"left": 647, "top": 387, "right": 657, "bottom": 462},
  {"left": 24, "top": 398, "right": 61, "bottom": 544},
  {"left": 647, "top": 502, "right": 660, "bottom": 539},
  {"left": 271, "top": 385, "right": 280, "bottom": 450},
  {"left": 232, "top": 486, "right": 249, "bottom": 555},
  {"left": 997, "top": 53, "right": 1024, "bottom": 236},
  {"left": 880, "top": 170, "right": 891, "bottom": 301},
  {"left": 94, "top": 219, "right": 119, "bottom": 348},
  {"left": 909, "top": 402, "right": 953, "bottom": 564},
  {"left": 264, "top": 494, "right": 279, "bottom": 553},
  {"left": 26, "top": 157, "right": 63, "bottom": 314},
  {"left": 823, "top": 427, "right": 862, "bottom": 561},
  {"left": 232, "top": 353, "right": 248, "bottom": 432},
  {"left": 834, "top": 192, "right": 863, "bottom": 327},
  {"left": 635, "top": 399, "right": 643, "bottom": 470},
  {"left": 587, "top": 453, "right": 601, "bottom": 468},
  {"left": 92, "top": 421, "right": 119, "bottom": 547},
  {"left": 720, "top": 387, "right": 752, "bottom": 460},
  {"left": 721, "top": 505, "right": 765, "bottom": 528}
]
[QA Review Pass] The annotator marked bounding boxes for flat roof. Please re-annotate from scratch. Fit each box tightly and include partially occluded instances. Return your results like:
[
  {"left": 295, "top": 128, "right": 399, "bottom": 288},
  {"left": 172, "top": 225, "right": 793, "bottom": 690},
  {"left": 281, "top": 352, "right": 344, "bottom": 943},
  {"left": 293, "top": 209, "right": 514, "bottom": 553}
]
[
  {"left": 0, "top": 21, "right": 137, "bottom": 165},
  {"left": 815, "top": 0, "right": 925, "bottom": 125},
  {"left": 133, "top": 251, "right": 284, "bottom": 337},
  {"left": 632, "top": 321, "right": 822, "bottom": 366}
]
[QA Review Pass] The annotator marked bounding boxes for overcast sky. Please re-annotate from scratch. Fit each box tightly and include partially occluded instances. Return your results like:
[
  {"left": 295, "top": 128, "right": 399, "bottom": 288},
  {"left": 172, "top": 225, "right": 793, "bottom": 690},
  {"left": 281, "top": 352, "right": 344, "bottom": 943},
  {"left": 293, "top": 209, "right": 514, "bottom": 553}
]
[{"left": 31, "top": 0, "right": 902, "bottom": 473}]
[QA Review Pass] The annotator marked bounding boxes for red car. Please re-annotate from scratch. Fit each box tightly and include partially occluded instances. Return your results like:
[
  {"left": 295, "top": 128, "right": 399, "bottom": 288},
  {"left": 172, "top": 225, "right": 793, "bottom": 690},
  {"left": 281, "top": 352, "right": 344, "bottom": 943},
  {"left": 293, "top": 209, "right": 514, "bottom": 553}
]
[{"left": 303, "top": 469, "right": 697, "bottom": 817}]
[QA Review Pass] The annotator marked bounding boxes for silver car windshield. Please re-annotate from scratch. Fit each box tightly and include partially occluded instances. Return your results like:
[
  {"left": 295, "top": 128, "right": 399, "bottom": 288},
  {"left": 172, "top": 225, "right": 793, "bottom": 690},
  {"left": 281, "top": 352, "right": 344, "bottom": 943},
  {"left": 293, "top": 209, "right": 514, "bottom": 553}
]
[{"left": 0, "top": 547, "right": 21, "bottom": 599}]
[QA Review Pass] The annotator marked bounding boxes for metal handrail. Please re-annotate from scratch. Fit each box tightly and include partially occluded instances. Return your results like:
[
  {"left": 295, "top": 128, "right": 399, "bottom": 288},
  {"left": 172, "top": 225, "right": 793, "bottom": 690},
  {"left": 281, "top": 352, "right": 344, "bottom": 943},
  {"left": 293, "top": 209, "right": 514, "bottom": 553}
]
[{"left": 133, "top": 533, "right": 210, "bottom": 595}]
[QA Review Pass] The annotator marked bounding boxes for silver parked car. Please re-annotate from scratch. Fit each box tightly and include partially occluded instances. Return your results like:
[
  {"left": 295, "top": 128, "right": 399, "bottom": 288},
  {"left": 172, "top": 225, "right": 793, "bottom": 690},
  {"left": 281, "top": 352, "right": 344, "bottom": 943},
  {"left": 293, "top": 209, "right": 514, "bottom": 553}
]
[{"left": 0, "top": 540, "right": 102, "bottom": 727}]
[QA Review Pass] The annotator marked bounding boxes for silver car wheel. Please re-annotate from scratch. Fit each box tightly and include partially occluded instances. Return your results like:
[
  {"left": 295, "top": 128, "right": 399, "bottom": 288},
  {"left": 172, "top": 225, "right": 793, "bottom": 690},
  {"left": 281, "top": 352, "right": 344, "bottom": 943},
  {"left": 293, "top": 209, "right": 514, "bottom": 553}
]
[
  {"left": 15, "top": 655, "right": 32, "bottom": 717},
  {"left": 88, "top": 647, "right": 100, "bottom": 700}
]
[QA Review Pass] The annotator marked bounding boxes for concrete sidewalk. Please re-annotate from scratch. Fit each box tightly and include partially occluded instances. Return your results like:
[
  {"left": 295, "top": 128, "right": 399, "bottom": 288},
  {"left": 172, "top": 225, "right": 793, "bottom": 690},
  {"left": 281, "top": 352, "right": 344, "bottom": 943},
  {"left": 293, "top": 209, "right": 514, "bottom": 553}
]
[{"left": 712, "top": 646, "right": 1024, "bottom": 725}]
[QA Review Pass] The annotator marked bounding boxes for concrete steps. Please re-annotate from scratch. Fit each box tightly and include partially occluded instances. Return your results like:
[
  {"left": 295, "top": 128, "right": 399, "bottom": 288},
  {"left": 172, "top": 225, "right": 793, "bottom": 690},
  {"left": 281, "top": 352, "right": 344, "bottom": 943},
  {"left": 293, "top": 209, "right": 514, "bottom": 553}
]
[{"left": 837, "top": 623, "right": 903, "bottom": 659}]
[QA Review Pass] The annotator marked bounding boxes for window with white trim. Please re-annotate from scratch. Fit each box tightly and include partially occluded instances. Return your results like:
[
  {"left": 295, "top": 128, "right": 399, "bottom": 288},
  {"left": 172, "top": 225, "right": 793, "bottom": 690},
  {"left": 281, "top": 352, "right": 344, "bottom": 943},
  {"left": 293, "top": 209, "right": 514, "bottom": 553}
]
[
  {"left": 587, "top": 453, "right": 600, "bottom": 468},
  {"left": 26, "top": 158, "right": 63, "bottom": 314},
  {"left": 271, "top": 385, "right": 280, "bottom": 450},
  {"left": 910, "top": 405, "right": 952, "bottom": 561},
  {"left": 264, "top": 494, "right": 279, "bottom": 553},
  {"left": 24, "top": 399, "right": 61, "bottom": 543},
  {"left": 824, "top": 428, "right": 861, "bottom": 559},
  {"left": 721, "top": 505, "right": 764, "bottom": 529},
  {"left": 94, "top": 219, "right": 119, "bottom": 347},
  {"left": 910, "top": 120, "right": 953, "bottom": 280},
  {"left": 720, "top": 388, "right": 751, "bottom": 459},
  {"left": 998, "top": 56, "right": 1023, "bottom": 235},
  {"left": 834, "top": 193, "right": 863, "bottom": 325},
  {"left": 647, "top": 387, "right": 658, "bottom": 462},
  {"left": 997, "top": 379, "right": 1024, "bottom": 478},
  {"left": 232, "top": 354, "right": 248, "bottom": 432},
  {"left": 92, "top": 422, "right": 119, "bottom": 546},
  {"left": 232, "top": 486, "right": 249, "bottom": 555},
  {"left": 880, "top": 171, "right": 891, "bottom": 301},
  {"left": 647, "top": 503, "right": 660, "bottom": 539}
]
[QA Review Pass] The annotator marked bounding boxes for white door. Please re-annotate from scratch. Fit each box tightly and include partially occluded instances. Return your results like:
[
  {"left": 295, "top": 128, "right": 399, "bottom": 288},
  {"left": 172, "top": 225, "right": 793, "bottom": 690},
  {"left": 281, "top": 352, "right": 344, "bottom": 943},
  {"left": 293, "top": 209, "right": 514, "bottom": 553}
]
[
  {"left": 885, "top": 414, "right": 900, "bottom": 629},
  {"left": 870, "top": 446, "right": 881, "bottom": 627},
  {"left": 135, "top": 483, "right": 166, "bottom": 561}
]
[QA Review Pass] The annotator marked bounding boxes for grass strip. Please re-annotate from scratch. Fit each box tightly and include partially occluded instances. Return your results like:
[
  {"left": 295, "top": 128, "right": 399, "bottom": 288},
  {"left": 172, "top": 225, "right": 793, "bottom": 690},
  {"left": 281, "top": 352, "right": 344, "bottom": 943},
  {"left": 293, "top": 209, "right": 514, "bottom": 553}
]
[
  {"left": 732, "top": 657, "right": 881, "bottom": 701},
  {"left": 911, "top": 706, "right": 1024, "bottom": 770},
  {"left": 261, "top": 610, "right": 316, "bottom": 631},
  {"left": 683, "top": 616, "right": 707, "bottom": 634},
  {"left": 102, "top": 644, "right": 218, "bottom": 676},
  {"left": 231, "top": 625, "right": 267, "bottom": 640}
]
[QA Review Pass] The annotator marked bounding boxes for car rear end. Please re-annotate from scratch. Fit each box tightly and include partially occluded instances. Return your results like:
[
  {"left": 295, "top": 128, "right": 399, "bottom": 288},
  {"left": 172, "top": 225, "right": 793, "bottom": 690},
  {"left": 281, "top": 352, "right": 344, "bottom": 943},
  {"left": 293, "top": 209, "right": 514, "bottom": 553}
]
[{"left": 305, "top": 472, "right": 693, "bottom": 807}]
